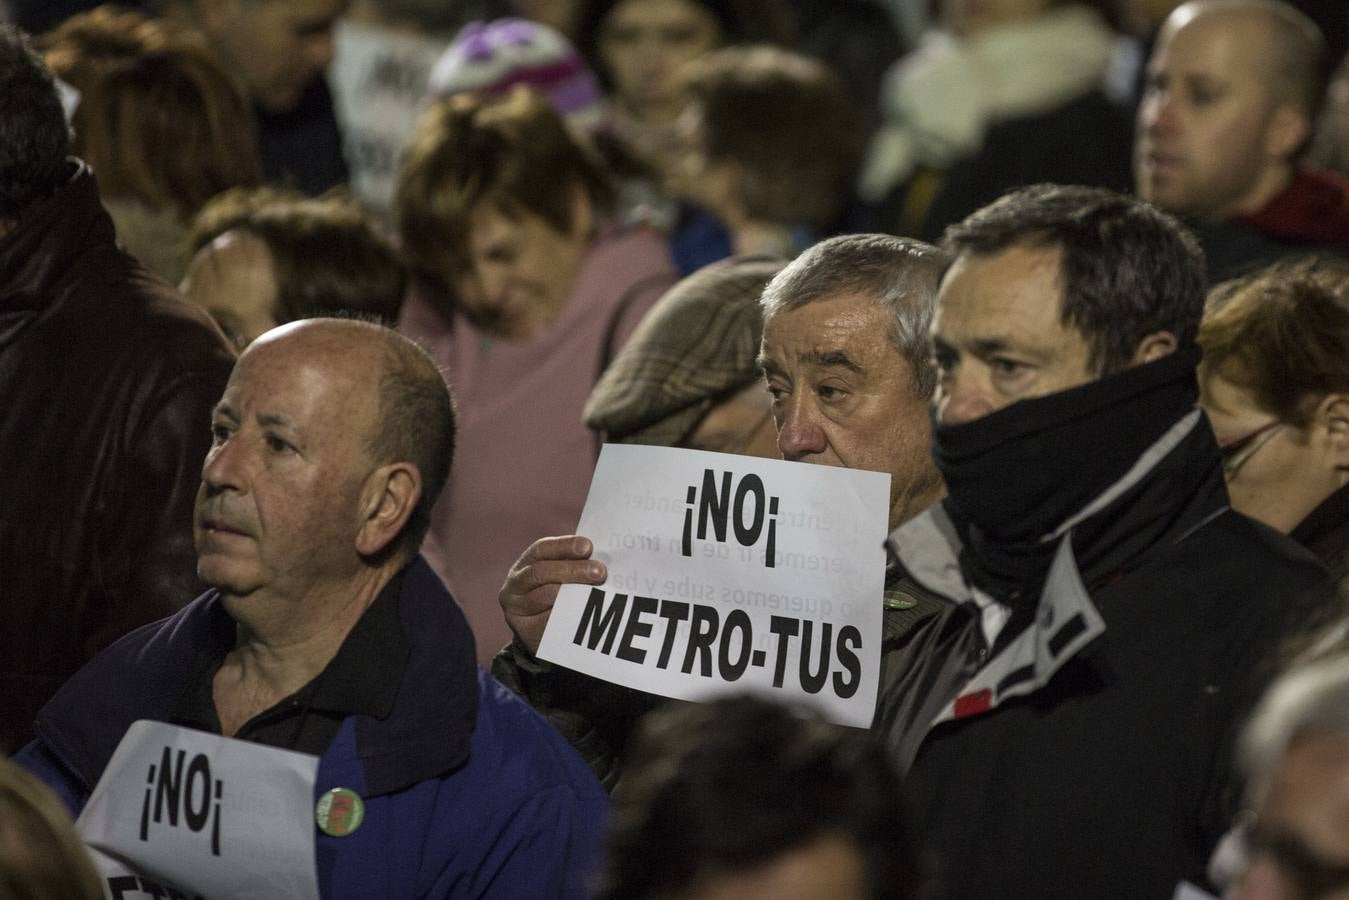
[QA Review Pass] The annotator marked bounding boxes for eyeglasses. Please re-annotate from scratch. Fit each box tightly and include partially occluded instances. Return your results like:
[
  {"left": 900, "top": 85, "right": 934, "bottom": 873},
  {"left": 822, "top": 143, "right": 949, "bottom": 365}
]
[
  {"left": 1218, "top": 420, "right": 1283, "bottom": 478},
  {"left": 1231, "top": 810, "right": 1349, "bottom": 900}
]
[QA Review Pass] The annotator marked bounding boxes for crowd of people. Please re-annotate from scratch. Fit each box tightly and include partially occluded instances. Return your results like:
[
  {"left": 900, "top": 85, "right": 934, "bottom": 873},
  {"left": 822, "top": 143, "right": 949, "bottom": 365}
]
[{"left": 3, "top": 0, "right": 1349, "bottom": 897}]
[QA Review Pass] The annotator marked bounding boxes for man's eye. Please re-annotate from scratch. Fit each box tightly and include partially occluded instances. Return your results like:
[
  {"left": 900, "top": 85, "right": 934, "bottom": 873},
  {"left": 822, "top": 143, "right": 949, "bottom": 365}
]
[
  {"left": 991, "top": 358, "right": 1028, "bottom": 378},
  {"left": 266, "top": 435, "right": 294, "bottom": 453},
  {"left": 210, "top": 424, "right": 231, "bottom": 444},
  {"left": 817, "top": 385, "right": 845, "bottom": 402}
]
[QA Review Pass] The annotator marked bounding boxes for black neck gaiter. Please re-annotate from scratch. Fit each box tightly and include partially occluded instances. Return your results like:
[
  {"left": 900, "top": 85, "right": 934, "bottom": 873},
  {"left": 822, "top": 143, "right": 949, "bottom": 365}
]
[{"left": 934, "top": 348, "right": 1204, "bottom": 600}]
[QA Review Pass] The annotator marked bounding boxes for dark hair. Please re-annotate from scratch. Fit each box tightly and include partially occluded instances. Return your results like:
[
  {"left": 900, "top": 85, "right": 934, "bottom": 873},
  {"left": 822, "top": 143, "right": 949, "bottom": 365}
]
[
  {"left": 683, "top": 45, "right": 861, "bottom": 228},
  {"left": 760, "top": 234, "right": 949, "bottom": 399},
  {"left": 1200, "top": 256, "right": 1349, "bottom": 427},
  {"left": 595, "top": 695, "right": 924, "bottom": 900},
  {"left": 0, "top": 26, "right": 71, "bottom": 219},
  {"left": 395, "top": 87, "right": 613, "bottom": 291},
  {"left": 575, "top": 0, "right": 745, "bottom": 87},
  {"left": 188, "top": 187, "right": 406, "bottom": 328},
  {"left": 942, "top": 183, "right": 1207, "bottom": 375},
  {"left": 369, "top": 331, "right": 456, "bottom": 558}
]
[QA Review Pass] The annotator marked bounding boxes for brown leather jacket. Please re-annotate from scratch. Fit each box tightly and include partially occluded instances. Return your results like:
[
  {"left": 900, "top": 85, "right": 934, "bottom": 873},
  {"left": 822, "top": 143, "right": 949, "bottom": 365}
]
[{"left": 0, "top": 164, "right": 234, "bottom": 751}]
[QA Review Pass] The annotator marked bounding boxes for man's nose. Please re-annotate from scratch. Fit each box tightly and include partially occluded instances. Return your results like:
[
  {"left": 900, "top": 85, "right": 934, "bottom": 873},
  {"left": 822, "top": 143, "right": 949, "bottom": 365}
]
[
  {"left": 775, "top": 397, "right": 827, "bottom": 461},
  {"left": 1140, "top": 91, "right": 1174, "bottom": 135},
  {"left": 936, "top": 368, "right": 994, "bottom": 427},
  {"left": 200, "top": 435, "right": 245, "bottom": 495}
]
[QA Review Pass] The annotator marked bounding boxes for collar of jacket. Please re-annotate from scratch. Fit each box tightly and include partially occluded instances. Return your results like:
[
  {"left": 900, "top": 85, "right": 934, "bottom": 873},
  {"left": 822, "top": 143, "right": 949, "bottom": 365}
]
[
  {"left": 33, "top": 556, "right": 479, "bottom": 799},
  {"left": 0, "top": 161, "right": 111, "bottom": 314},
  {"left": 887, "top": 406, "right": 1228, "bottom": 724}
]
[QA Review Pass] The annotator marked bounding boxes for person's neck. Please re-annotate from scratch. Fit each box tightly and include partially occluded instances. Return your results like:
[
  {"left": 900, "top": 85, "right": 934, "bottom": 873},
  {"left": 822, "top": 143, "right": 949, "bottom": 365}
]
[
  {"left": 889, "top": 476, "right": 947, "bottom": 533},
  {"left": 212, "top": 563, "right": 399, "bottom": 736},
  {"left": 1214, "top": 164, "right": 1295, "bottom": 222}
]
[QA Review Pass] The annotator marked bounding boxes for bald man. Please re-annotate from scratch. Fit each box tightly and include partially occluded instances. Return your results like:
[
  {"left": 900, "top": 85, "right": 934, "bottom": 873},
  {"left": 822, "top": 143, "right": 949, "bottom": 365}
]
[
  {"left": 1135, "top": 0, "right": 1349, "bottom": 280},
  {"left": 18, "top": 320, "right": 607, "bottom": 899}
]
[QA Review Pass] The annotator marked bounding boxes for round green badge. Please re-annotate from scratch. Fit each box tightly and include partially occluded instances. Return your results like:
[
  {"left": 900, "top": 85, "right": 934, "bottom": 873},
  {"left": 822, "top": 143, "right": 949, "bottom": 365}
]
[
  {"left": 883, "top": 590, "right": 919, "bottom": 611},
  {"left": 315, "top": 787, "right": 365, "bottom": 837}
]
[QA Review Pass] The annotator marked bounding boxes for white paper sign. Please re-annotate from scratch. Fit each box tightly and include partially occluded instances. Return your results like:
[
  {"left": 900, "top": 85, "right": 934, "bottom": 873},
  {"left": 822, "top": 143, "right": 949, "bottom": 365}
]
[
  {"left": 538, "top": 445, "right": 890, "bottom": 727},
  {"left": 329, "top": 20, "right": 448, "bottom": 215},
  {"left": 77, "top": 720, "right": 321, "bottom": 900}
]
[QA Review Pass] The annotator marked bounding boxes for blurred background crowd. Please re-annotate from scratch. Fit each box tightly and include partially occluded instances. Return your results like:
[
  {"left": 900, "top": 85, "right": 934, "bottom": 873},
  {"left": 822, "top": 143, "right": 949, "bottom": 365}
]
[{"left": 4, "top": 0, "right": 1349, "bottom": 897}]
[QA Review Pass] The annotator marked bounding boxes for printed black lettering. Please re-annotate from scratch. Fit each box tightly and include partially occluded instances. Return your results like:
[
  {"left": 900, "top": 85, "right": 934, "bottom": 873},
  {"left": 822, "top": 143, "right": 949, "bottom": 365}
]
[
  {"left": 799, "top": 620, "right": 833, "bottom": 694},
  {"left": 718, "top": 610, "right": 752, "bottom": 681},
  {"left": 732, "top": 475, "right": 765, "bottom": 546},
  {"left": 108, "top": 876, "right": 140, "bottom": 900},
  {"left": 183, "top": 755, "right": 211, "bottom": 832},
  {"left": 656, "top": 600, "right": 691, "bottom": 669},
  {"left": 211, "top": 778, "right": 222, "bottom": 856},
  {"left": 140, "top": 877, "right": 169, "bottom": 900},
  {"left": 572, "top": 588, "right": 628, "bottom": 654},
  {"left": 769, "top": 616, "right": 800, "bottom": 688},
  {"left": 681, "top": 485, "right": 695, "bottom": 557},
  {"left": 833, "top": 626, "right": 862, "bottom": 699},
  {"left": 154, "top": 748, "right": 184, "bottom": 827},
  {"left": 765, "top": 496, "right": 778, "bottom": 568},
  {"left": 140, "top": 761, "right": 156, "bottom": 841},
  {"left": 681, "top": 604, "right": 719, "bottom": 676},
  {"left": 696, "top": 469, "right": 731, "bottom": 542},
  {"left": 616, "top": 595, "right": 658, "bottom": 664}
]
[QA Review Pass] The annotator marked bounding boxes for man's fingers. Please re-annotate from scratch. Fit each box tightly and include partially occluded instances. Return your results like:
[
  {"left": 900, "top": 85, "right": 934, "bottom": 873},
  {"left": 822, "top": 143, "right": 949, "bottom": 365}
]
[
  {"left": 519, "top": 534, "right": 595, "bottom": 565},
  {"left": 510, "top": 558, "right": 608, "bottom": 597}
]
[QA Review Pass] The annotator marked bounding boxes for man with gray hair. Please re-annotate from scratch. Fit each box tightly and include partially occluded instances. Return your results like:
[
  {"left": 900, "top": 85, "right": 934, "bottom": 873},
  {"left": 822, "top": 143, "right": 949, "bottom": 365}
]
[
  {"left": 757, "top": 234, "right": 946, "bottom": 534},
  {"left": 1135, "top": 0, "right": 1349, "bottom": 280},
  {"left": 495, "top": 237, "right": 951, "bottom": 787},
  {"left": 1214, "top": 635, "right": 1349, "bottom": 898}
]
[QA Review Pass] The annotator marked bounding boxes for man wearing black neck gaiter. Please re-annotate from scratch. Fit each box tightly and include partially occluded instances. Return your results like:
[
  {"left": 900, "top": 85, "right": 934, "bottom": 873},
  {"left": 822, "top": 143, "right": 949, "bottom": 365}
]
[{"left": 876, "top": 184, "right": 1331, "bottom": 898}]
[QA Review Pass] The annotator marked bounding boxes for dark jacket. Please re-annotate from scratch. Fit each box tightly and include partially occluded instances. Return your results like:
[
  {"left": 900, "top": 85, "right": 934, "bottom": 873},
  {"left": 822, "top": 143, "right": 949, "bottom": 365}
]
[
  {"left": 1291, "top": 484, "right": 1349, "bottom": 575},
  {"left": 1199, "top": 168, "right": 1349, "bottom": 283},
  {"left": 19, "top": 557, "right": 609, "bottom": 898},
  {"left": 0, "top": 163, "right": 234, "bottom": 753},
  {"left": 493, "top": 564, "right": 947, "bottom": 792},
  {"left": 887, "top": 89, "right": 1134, "bottom": 242},
  {"left": 878, "top": 408, "right": 1330, "bottom": 898}
]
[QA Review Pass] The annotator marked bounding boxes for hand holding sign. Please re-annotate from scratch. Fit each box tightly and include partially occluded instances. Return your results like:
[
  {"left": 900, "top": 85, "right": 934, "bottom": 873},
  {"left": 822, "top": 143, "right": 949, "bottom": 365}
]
[
  {"left": 500, "top": 536, "right": 608, "bottom": 654},
  {"left": 538, "top": 445, "right": 888, "bottom": 728}
]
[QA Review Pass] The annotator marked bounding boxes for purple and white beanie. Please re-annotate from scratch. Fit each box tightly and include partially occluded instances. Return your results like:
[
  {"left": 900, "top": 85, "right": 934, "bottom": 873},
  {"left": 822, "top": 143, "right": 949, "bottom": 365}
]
[{"left": 427, "top": 18, "right": 606, "bottom": 133}]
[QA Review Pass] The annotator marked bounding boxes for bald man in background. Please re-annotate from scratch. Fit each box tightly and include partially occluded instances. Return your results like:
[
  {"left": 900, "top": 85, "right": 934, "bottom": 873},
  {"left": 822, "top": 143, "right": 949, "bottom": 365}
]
[{"left": 1135, "top": 0, "right": 1349, "bottom": 280}]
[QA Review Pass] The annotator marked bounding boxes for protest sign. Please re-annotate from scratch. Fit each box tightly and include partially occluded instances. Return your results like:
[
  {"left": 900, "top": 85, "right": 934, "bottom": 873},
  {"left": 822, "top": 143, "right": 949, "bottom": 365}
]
[
  {"left": 537, "top": 445, "right": 890, "bottom": 727},
  {"left": 78, "top": 720, "right": 321, "bottom": 900},
  {"left": 329, "top": 21, "right": 447, "bottom": 215}
]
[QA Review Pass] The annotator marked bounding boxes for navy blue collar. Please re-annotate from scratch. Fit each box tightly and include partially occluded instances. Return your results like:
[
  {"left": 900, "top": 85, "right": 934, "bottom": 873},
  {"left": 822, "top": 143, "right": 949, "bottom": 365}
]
[{"left": 34, "top": 557, "right": 478, "bottom": 798}]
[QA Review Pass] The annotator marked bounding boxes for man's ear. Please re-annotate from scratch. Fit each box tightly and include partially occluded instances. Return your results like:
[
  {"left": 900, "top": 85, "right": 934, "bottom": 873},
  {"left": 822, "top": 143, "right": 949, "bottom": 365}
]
[
  {"left": 355, "top": 463, "right": 423, "bottom": 558},
  {"left": 1265, "top": 103, "right": 1311, "bottom": 162},
  {"left": 1130, "top": 330, "right": 1179, "bottom": 366}
]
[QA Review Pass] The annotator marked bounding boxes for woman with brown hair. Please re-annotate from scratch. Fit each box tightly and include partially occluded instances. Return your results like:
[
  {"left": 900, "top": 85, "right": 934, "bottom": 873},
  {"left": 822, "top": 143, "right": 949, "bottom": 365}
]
[
  {"left": 1199, "top": 257, "right": 1349, "bottom": 568},
  {"left": 41, "top": 6, "right": 262, "bottom": 282},
  {"left": 395, "top": 86, "right": 675, "bottom": 662}
]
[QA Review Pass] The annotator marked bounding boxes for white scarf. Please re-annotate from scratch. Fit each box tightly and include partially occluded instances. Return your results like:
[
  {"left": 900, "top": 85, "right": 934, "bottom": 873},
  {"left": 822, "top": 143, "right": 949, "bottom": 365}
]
[{"left": 859, "top": 5, "right": 1116, "bottom": 202}]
